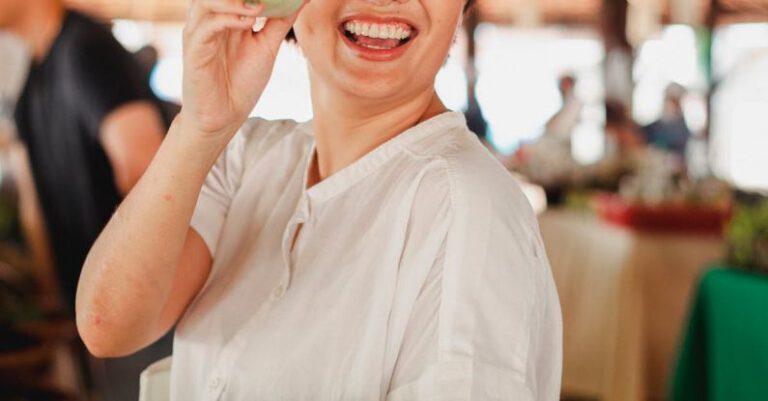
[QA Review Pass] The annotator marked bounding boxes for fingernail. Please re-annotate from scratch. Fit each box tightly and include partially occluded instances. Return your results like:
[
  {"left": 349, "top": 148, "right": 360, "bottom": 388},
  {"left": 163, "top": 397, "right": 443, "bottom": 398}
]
[{"left": 253, "top": 17, "right": 268, "bottom": 31}]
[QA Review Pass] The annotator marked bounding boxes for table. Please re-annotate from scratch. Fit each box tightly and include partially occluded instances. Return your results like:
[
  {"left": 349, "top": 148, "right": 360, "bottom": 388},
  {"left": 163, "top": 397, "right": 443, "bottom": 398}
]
[
  {"left": 538, "top": 209, "right": 725, "bottom": 401},
  {"left": 672, "top": 268, "right": 768, "bottom": 401}
]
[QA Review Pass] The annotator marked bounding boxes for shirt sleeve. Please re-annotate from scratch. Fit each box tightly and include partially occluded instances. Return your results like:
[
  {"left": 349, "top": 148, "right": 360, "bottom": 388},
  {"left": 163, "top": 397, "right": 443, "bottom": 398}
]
[
  {"left": 190, "top": 133, "right": 246, "bottom": 255},
  {"left": 68, "top": 27, "right": 155, "bottom": 137},
  {"left": 386, "top": 167, "right": 563, "bottom": 401},
  {"left": 386, "top": 251, "right": 543, "bottom": 401}
]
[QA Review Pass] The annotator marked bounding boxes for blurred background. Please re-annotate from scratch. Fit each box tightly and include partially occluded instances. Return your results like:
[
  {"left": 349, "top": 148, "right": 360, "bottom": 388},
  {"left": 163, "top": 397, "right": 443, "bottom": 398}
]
[{"left": 1, "top": 0, "right": 768, "bottom": 400}]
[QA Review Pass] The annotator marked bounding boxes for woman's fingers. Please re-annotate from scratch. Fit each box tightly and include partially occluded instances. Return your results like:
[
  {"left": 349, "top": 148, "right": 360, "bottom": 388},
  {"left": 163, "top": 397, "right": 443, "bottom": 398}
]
[
  {"left": 187, "top": 0, "right": 264, "bottom": 33},
  {"left": 201, "top": 0, "right": 261, "bottom": 12},
  {"left": 249, "top": 0, "right": 309, "bottom": 53},
  {"left": 189, "top": 14, "right": 257, "bottom": 47}
]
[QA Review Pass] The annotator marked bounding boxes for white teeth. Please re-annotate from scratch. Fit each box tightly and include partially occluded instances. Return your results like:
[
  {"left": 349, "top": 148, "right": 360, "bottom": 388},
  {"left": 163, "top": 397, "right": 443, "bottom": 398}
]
[
  {"left": 369, "top": 24, "right": 380, "bottom": 38},
  {"left": 344, "top": 21, "right": 412, "bottom": 40}
]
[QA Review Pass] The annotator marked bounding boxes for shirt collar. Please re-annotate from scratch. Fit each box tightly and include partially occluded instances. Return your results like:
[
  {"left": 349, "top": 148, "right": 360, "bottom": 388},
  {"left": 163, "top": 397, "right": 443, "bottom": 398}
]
[{"left": 296, "top": 111, "right": 466, "bottom": 203}]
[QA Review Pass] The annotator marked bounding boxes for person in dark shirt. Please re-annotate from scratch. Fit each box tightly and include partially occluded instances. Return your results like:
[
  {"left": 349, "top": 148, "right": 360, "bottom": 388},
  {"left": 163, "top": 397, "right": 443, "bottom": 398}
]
[
  {"left": 642, "top": 83, "right": 692, "bottom": 158},
  {"left": 0, "top": 0, "right": 171, "bottom": 400}
]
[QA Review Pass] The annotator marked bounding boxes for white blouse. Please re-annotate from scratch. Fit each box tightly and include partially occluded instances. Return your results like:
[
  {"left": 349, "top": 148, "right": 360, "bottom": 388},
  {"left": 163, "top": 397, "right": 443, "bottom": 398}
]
[{"left": 173, "top": 112, "right": 562, "bottom": 401}]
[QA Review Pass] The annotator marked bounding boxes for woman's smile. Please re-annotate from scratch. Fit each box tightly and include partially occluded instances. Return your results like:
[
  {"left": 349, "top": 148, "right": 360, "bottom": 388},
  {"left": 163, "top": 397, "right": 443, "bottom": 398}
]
[{"left": 337, "top": 15, "right": 419, "bottom": 62}]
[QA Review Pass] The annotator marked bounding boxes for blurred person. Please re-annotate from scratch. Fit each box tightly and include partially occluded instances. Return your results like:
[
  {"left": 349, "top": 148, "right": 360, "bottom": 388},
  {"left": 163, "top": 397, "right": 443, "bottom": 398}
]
[
  {"left": 512, "top": 75, "right": 582, "bottom": 193},
  {"left": 0, "top": 0, "right": 172, "bottom": 399},
  {"left": 592, "top": 101, "right": 645, "bottom": 188},
  {"left": 133, "top": 44, "right": 160, "bottom": 80},
  {"left": 133, "top": 44, "right": 182, "bottom": 126},
  {"left": 544, "top": 74, "right": 582, "bottom": 139},
  {"left": 77, "top": 0, "right": 562, "bottom": 400},
  {"left": 464, "top": 99, "right": 488, "bottom": 140},
  {"left": 642, "top": 83, "right": 692, "bottom": 158},
  {"left": 464, "top": 102, "right": 516, "bottom": 171}
]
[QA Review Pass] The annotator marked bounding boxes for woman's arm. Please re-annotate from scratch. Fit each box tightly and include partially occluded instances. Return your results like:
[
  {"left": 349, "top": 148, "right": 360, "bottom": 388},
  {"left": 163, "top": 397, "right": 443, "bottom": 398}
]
[
  {"left": 75, "top": 0, "right": 305, "bottom": 357},
  {"left": 76, "top": 119, "right": 221, "bottom": 357}
]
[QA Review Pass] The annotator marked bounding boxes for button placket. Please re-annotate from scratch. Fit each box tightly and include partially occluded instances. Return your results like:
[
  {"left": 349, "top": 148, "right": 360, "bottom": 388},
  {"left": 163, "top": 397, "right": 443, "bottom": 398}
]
[
  {"left": 272, "top": 284, "right": 286, "bottom": 300},
  {"left": 205, "top": 296, "right": 276, "bottom": 400},
  {"left": 201, "top": 193, "right": 313, "bottom": 400},
  {"left": 206, "top": 372, "right": 226, "bottom": 400},
  {"left": 208, "top": 375, "right": 223, "bottom": 390},
  {"left": 279, "top": 195, "right": 308, "bottom": 294},
  {"left": 279, "top": 220, "right": 300, "bottom": 291}
]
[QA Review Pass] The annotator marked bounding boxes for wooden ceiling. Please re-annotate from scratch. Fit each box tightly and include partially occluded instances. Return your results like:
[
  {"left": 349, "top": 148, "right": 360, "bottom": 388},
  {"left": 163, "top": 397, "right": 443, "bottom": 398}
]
[
  {"left": 476, "top": 0, "right": 601, "bottom": 25},
  {"left": 717, "top": 0, "right": 768, "bottom": 22},
  {"left": 65, "top": 0, "right": 602, "bottom": 23},
  {"left": 66, "top": 0, "right": 188, "bottom": 21},
  {"left": 66, "top": 0, "right": 768, "bottom": 25}
]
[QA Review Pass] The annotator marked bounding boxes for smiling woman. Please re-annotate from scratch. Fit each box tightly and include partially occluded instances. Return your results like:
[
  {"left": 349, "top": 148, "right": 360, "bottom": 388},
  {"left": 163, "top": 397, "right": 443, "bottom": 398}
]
[{"left": 75, "top": 0, "right": 562, "bottom": 400}]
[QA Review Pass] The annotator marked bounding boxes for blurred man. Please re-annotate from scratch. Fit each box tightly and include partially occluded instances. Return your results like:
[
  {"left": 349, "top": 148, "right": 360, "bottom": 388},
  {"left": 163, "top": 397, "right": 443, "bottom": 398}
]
[
  {"left": 0, "top": 0, "right": 171, "bottom": 400},
  {"left": 133, "top": 44, "right": 182, "bottom": 127},
  {"left": 643, "top": 83, "right": 692, "bottom": 158},
  {"left": 517, "top": 75, "right": 582, "bottom": 192},
  {"left": 133, "top": 44, "right": 160, "bottom": 80},
  {"left": 544, "top": 74, "right": 583, "bottom": 139}
]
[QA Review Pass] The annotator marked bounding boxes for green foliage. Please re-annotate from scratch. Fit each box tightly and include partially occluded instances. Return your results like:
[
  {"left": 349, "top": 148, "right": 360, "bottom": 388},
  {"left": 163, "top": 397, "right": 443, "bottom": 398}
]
[{"left": 726, "top": 200, "right": 768, "bottom": 272}]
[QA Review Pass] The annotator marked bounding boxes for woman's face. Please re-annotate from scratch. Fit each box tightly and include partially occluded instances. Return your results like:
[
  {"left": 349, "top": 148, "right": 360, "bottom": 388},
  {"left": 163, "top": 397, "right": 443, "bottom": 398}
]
[{"left": 294, "top": 0, "right": 466, "bottom": 102}]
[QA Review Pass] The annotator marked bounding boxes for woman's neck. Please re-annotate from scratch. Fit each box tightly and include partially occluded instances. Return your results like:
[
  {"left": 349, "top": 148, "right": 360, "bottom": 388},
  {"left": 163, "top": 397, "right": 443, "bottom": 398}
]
[{"left": 308, "top": 82, "right": 448, "bottom": 187}]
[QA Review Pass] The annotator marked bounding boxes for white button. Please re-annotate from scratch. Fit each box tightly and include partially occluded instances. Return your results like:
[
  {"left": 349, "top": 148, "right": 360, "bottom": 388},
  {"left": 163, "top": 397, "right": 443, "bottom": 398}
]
[
  {"left": 272, "top": 285, "right": 286, "bottom": 299},
  {"left": 209, "top": 376, "right": 222, "bottom": 390}
]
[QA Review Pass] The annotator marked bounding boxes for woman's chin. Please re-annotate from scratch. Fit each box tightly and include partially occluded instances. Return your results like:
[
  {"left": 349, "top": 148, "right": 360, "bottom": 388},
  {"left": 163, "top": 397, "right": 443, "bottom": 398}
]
[
  {"left": 306, "top": 39, "right": 435, "bottom": 104},
  {"left": 337, "top": 73, "right": 411, "bottom": 101},
  {"left": 333, "top": 60, "right": 417, "bottom": 99}
]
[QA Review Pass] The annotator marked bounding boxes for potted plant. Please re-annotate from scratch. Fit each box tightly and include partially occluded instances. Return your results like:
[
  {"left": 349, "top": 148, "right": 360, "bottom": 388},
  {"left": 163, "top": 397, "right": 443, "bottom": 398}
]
[{"left": 726, "top": 199, "right": 768, "bottom": 274}]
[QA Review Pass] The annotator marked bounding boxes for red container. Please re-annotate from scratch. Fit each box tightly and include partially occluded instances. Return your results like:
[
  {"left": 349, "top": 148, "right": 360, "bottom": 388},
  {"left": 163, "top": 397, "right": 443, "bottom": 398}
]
[{"left": 594, "top": 194, "right": 731, "bottom": 234}]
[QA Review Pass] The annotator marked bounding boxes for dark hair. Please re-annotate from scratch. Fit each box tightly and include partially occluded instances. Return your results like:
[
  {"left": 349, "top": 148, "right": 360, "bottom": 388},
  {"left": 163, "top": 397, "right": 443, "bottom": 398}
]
[{"left": 286, "top": 0, "right": 476, "bottom": 42}]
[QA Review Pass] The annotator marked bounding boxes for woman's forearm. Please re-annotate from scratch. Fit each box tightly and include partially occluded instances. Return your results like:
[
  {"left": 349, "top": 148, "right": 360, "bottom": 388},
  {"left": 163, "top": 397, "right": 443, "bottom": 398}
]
[{"left": 76, "top": 116, "right": 229, "bottom": 356}]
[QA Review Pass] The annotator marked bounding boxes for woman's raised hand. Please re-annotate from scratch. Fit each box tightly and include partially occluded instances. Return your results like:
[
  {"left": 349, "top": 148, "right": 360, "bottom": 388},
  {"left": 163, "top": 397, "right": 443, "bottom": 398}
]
[{"left": 180, "top": 0, "right": 304, "bottom": 140}]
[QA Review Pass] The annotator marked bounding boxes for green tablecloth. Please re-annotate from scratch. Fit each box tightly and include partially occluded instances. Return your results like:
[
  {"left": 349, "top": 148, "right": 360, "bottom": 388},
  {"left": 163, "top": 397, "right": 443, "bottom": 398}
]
[{"left": 671, "top": 267, "right": 768, "bottom": 401}]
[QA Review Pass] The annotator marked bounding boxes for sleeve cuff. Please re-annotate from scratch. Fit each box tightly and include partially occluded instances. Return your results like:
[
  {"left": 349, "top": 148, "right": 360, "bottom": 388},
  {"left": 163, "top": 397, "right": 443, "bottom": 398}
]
[{"left": 190, "top": 188, "right": 228, "bottom": 256}]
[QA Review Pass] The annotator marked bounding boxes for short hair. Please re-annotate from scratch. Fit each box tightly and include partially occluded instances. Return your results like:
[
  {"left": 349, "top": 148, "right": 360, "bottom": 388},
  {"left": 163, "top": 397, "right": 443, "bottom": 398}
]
[{"left": 286, "top": 0, "right": 476, "bottom": 42}]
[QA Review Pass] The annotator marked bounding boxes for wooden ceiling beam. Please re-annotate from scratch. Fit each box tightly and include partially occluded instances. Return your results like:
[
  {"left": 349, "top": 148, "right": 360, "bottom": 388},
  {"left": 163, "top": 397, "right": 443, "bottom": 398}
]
[{"left": 66, "top": 0, "right": 767, "bottom": 26}]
